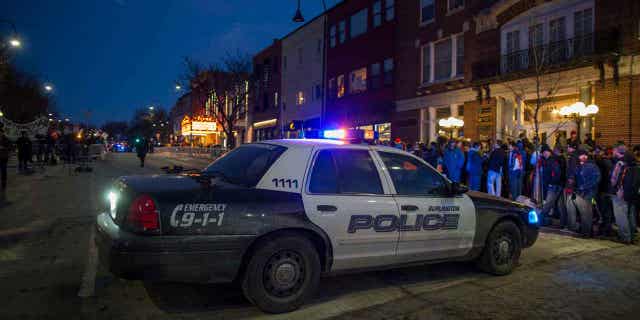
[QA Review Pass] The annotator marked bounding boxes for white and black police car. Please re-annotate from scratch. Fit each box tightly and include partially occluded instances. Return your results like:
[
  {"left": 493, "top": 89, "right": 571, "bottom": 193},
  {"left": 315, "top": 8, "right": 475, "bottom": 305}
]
[{"left": 96, "top": 134, "right": 539, "bottom": 313}]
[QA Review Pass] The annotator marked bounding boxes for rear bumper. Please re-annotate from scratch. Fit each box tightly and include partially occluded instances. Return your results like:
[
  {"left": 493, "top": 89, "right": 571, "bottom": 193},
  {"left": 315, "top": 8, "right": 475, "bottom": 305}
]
[{"left": 95, "top": 213, "right": 254, "bottom": 283}]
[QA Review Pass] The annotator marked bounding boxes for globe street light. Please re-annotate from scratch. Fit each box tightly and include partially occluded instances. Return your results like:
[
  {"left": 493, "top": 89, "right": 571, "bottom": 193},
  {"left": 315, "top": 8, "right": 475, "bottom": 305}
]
[
  {"left": 438, "top": 117, "right": 465, "bottom": 139},
  {"left": 148, "top": 106, "right": 154, "bottom": 111},
  {"left": 558, "top": 102, "right": 599, "bottom": 139},
  {"left": 9, "top": 38, "right": 21, "bottom": 48},
  {"left": 44, "top": 84, "right": 53, "bottom": 92}
]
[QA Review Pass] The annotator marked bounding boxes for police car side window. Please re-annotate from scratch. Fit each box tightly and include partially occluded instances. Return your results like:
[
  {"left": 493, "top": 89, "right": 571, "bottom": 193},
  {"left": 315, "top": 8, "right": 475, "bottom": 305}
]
[
  {"left": 309, "top": 149, "right": 383, "bottom": 195},
  {"left": 333, "top": 149, "right": 383, "bottom": 194},
  {"left": 309, "top": 150, "right": 339, "bottom": 194},
  {"left": 378, "top": 152, "right": 447, "bottom": 196}
]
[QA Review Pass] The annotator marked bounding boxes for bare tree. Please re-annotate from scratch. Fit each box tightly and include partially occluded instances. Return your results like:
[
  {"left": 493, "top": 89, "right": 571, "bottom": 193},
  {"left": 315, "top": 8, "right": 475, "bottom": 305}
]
[
  {"left": 499, "top": 28, "right": 575, "bottom": 204},
  {"left": 180, "top": 52, "right": 253, "bottom": 149}
]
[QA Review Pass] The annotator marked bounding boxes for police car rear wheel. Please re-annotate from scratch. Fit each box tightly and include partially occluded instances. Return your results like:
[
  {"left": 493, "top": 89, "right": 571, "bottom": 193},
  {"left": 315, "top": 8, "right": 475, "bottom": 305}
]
[
  {"left": 477, "top": 221, "right": 522, "bottom": 276},
  {"left": 242, "top": 235, "right": 320, "bottom": 313}
]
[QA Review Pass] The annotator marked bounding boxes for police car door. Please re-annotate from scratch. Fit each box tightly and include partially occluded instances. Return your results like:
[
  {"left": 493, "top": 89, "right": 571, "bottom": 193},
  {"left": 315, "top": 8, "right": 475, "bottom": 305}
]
[
  {"left": 374, "top": 150, "right": 476, "bottom": 262},
  {"left": 302, "top": 147, "right": 400, "bottom": 271}
]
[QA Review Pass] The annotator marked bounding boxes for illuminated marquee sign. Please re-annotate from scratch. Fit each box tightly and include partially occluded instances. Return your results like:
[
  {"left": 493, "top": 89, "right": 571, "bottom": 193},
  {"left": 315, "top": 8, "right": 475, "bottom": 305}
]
[{"left": 181, "top": 115, "right": 217, "bottom": 136}]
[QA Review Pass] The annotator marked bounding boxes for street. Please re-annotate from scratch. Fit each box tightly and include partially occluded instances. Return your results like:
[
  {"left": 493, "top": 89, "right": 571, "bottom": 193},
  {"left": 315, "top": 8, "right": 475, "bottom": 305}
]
[{"left": 0, "top": 153, "right": 639, "bottom": 320}]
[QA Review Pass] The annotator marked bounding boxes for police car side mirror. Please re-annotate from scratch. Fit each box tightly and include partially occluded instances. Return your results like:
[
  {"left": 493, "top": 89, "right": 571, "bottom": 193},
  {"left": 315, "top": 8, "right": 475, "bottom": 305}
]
[{"left": 450, "top": 182, "right": 469, "bottom": 195}]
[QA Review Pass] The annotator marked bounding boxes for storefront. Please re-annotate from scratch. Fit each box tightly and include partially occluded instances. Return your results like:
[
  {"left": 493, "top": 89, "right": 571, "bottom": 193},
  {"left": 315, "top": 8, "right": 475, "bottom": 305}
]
[
  {"left": 356, "top": 122, "right": 392, "bottom": 142},
  {"left": 252, "top": 118, "right": 279, "bottom": 141}
]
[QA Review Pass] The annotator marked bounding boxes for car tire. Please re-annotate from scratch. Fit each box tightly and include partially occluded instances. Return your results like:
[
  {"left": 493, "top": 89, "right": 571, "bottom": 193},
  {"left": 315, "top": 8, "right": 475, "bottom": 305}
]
[
  {"left": 241, "top": 235, "right": 321, "bottom": 314},
  {"left": 477, "top": 220, "right": 522, "bottom": 276}
]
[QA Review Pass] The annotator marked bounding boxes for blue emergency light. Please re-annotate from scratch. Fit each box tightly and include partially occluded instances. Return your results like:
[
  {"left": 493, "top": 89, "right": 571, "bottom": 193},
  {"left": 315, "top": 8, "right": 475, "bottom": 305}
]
[{"left": 528, "top": 210, "right": 539, "bottom": 225}]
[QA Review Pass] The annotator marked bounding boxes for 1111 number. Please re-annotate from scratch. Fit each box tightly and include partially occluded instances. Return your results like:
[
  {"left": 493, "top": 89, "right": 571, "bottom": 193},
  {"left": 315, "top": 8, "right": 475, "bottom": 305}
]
[{"left": 272, "top": 178, "right": 299, "bottom": 189}]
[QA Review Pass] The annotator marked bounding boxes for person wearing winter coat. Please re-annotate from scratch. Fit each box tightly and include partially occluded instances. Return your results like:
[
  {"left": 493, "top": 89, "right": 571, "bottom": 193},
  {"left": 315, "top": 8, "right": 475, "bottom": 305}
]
[
  {"left": 566, "top": 149, "right": 600, "bottom": 237},
  {"left": 508, "top": 142, "right": 524, "bottom": 200},
  {"left": 610, "top": 144, "right": 637, "bottom": 243},
  {"left": 466, "top": 142, "right": 483, "bottom": 191},
  {"left": 487, "top": 142, "right": 506, "bottom": 196},
  {"left": 443, "top": 140, "right": 464, "bottom": 183}
]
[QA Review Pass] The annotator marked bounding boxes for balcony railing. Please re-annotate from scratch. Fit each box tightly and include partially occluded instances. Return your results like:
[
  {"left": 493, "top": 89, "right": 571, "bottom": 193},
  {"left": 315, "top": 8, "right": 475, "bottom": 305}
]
[{"left": 501, "top": 34, "right": 595, "bottom": 74}]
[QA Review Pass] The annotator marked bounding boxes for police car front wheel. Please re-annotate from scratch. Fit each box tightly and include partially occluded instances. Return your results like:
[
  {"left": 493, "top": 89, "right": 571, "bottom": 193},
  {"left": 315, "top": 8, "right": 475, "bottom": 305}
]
[
  {"left": 477, "top": 221, "right": 522, "bottom": 276},
  {"left": 242, "top": 235, "right": 321, "bottom": 314}
]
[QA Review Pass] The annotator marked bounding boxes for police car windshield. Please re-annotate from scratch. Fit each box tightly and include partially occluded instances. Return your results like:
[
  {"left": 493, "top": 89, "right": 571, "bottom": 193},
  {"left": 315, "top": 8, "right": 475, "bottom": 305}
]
[{"left": 203, "top": 143, "right": 286, "bottom": 187}]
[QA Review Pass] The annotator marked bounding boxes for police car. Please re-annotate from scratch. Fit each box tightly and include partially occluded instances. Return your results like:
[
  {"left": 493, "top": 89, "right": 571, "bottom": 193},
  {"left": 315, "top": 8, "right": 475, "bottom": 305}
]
[{"left": 96, "top": 137, "right": 539, "bottom": 313}]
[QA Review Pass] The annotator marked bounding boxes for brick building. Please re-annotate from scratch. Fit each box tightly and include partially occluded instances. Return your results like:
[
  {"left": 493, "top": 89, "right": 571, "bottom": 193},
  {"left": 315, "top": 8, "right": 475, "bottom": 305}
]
[
  {"left": 324, "top": 0, "right": 397, "bottom": 141},
  {"left": 395, "top": 0, "right": 640, "bottom": 146},
  {"left": 250, "top": 39, "right": 282, "bottom": 142}
]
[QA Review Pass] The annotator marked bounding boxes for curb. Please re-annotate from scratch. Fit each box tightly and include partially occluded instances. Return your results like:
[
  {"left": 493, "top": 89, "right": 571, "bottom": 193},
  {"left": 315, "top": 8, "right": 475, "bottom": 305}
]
[{"left": 0, "top": 219, "right": 54, "bottom": 246}]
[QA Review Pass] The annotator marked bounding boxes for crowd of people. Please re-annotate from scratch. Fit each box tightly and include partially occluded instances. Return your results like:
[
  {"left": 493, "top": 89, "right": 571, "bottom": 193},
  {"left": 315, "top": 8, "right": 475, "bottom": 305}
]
[{"left": 387, "top": 130, "right": 639, "bottom": 244}]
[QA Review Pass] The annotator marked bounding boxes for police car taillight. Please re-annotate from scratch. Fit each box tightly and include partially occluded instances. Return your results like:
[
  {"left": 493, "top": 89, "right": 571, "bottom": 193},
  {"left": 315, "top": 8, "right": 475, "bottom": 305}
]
[{"left": 127, "top": 194, "right": 160, "bottom": 232}]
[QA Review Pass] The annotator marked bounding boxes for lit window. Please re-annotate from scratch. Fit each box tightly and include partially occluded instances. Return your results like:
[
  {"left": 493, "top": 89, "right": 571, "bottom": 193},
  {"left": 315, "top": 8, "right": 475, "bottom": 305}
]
[
  {"left": 421, "top": 0, "right": 434, "bottom": 24},
  {"left": 330, "top": 25, "right": 337, "bottom": 48},
  {"left": 434, "top": 39, "right": 452, "bottom": 81},
  {"left": 373, "top": 1, "right": 382, "bottom": 27},
  {"left": 385, "top": 0, "right": 394, "bottom": 21},
  {"left": 350, "top": 8, "right": 368, "bottom": 39},
  {"left": 448, "top": 0, "right": 464, "bottom": 12},
  {"left": 338, "top": 20, "right": 346, "bottom": 44},
  {"left": 422, "top": 45, "right": 431, "bottom": 83},
  {"left": 383, "top": 58, "right": 394, "bottom": 85},
  {"left": 337, "top": 74, "right": 345, "bottom": 98},
  {"left": 296, "top": 91, "right": 305, "bottom": 105},
  {"left": 456, "top": 36, "right": 464, "bottom": 77},
  {"left": 350, "top": 67, "right": 367, "bottom": 94}
]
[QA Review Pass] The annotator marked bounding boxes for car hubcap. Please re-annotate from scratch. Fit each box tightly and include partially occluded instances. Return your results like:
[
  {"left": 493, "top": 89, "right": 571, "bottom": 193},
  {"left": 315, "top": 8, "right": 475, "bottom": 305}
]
[
  {"left": 492, "top": 235, "right": 513, "bottom": 265},
  {"left": 263, "top": 250, "right": 305, "bottom": 298}
]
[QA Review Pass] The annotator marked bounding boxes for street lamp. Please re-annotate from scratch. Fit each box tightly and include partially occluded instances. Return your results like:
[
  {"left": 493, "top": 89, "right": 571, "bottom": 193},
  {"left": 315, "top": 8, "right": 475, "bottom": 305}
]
[
  {"left": 438, "top": 117, "right": 465, "bottom": 139},
  {"left": 292, "top": 0, "right": 328, "bottom": 131},
  {"left": 175, "top": 84, "right": 182, "bottom": 91},
  {"left": 148, "top": 106, "right": 154, "bottom": 111},
  {"left": 558, "top": 102, "right": 599, "bottom": 139},
  {"left": 44, "top": 84, "right": 53, "bottom": 92},
  {"left": 8, "top": 38, "right": 20, "bottom": 48}
]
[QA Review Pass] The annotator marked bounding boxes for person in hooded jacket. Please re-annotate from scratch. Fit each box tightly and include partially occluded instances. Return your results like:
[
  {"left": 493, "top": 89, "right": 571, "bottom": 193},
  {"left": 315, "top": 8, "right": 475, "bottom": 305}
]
[
  {"left": 466, "top": 142, "right": 483, "bottom": 191},
  {"left": 566, "top": 149, "right": 600, "bottom": 237},
  {"left": 443, "top": 140, "right": 464, "bottom": 183}
]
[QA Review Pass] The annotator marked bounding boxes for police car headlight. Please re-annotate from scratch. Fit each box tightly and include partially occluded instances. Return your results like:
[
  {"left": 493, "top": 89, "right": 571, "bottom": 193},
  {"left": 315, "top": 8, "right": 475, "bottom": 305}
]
[
  {"left": 528, "top": 210, "right": 539, "bottom": 225},
  {"left": 107, "top": 191, "right": 118, "bottom": 219}
]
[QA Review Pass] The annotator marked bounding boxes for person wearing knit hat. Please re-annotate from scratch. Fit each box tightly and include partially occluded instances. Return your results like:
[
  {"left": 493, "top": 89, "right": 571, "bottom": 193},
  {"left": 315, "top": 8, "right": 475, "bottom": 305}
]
[{"left": 566, "top": 147, "right": 600, "bottom": 237}]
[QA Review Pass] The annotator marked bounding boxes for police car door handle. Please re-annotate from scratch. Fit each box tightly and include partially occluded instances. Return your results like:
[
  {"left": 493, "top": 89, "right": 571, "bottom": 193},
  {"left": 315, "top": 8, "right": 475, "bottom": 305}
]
[
  {"left": 401, "top": 205, "right": 419, "bottom": 211},
  {"left": 317, "top": 205, "right": 338, "bottom": 212}
]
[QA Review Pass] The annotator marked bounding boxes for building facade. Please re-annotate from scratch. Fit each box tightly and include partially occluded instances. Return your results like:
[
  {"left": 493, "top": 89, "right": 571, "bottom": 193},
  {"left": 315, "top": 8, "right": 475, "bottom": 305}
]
[
  {"left": 324, "top": 0, "right": 397, "bottom": 142},
  {"left": 395, "top": 0, "right": 640, "bottom": 146},
  {"left": 246, "top": 0, "right": 639, "bottom": 146},
  {"left": 250, "top": 39, "right": 282, "bottom": 142},
  {"left": 280, "top": 15, "right": 326, "bottom": 138}
]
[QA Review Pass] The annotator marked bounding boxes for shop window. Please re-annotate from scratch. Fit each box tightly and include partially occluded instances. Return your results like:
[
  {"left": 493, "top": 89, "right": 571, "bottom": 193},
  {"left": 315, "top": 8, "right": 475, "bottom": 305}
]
[{"left": 296, "top": 91, "right": 305, "bottom": 106}]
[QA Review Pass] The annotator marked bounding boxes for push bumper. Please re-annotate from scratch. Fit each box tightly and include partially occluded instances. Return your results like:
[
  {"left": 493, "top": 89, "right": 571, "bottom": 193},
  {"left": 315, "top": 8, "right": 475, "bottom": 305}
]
[{"left": 95, "top": 213, "right": 254, "bottom": 283}]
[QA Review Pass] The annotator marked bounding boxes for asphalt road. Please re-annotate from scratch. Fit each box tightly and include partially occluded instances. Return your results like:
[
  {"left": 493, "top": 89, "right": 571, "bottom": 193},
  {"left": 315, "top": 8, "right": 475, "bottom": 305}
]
[{"left": 0, "top": 153, "right": 638, "bottom": 320}]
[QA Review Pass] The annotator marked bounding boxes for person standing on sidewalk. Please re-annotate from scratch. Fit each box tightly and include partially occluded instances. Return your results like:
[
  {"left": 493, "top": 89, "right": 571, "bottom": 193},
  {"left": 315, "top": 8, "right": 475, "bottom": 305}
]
[
  {"left": 136, "top": 138, "right": 149, "bottom": 168},
  {"left": 539, "top": 145, "right": 563, "bottom": 226},
  {"left": 594, "top": 146, "right": 614, "bottom": 236},
  {"left": 508, "top": 142, "right": 524, "bottom": 200},
  {"left": 610, "top": 144, "right": 638, "bottom": 244},
  {"left": 487, "top": 141, "right": 506, "bottom": 197},
  {"left": 466, "top": 142, "right": 484, "bottom": 191},
  {"left": 567, "top": 149, "right": 600, "bottom": 237},
  {"left": 443, "top": 140, "right": 464, "bottom": 183},
  {"left": 0, "top": 128, "right": 11, "bottom": 205},
  {"left": 16, "top": 131, "right": 32, "bottom": 173}
]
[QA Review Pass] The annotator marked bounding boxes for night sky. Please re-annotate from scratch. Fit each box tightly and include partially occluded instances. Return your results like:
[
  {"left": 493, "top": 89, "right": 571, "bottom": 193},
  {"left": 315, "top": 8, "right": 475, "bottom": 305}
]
[{"left": 5, "top": 0, "right": 335, "bottom": 125}]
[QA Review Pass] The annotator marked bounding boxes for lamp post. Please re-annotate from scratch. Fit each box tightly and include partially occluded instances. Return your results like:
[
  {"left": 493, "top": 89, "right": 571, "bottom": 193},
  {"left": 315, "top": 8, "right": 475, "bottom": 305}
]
[
  {"left": 438, "top": 117, "right": 464, "bottom": 139},
  {"left": 293, "top": 0, "right": 328, "bottom": 132},
  {"left": 558, "top": 102, "right": 599, "bottom": 139},
  {"left": 0, "top": 20, "right": 21, "bottom": 50}
]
